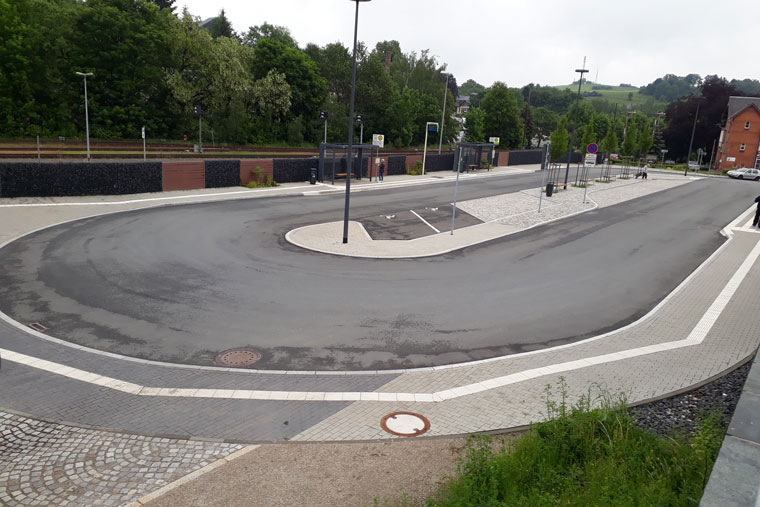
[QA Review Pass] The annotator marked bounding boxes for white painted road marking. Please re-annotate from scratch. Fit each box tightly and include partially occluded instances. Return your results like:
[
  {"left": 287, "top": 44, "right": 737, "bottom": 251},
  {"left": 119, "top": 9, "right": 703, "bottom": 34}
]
[
  {"left": 2, "top": 233, "right": 758, "bottom": 403},
  {"left": 409, "top": 209, "right": 441, "bottom": 233}
]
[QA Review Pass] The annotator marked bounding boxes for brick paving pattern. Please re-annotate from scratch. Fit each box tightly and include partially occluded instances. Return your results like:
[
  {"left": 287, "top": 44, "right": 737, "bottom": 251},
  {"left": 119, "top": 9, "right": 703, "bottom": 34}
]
[{"left": 0, "top": 411, "right": 242, "bottom": 506}]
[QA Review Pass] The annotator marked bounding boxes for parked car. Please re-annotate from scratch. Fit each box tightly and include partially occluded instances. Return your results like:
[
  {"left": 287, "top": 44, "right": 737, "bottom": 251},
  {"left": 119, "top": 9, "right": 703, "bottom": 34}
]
[
  {"left": 664, "top": 160, "right": 675, "bottom": 165},
  {"left": 726, "top": 168, "right": 760, "bottom": 181}
]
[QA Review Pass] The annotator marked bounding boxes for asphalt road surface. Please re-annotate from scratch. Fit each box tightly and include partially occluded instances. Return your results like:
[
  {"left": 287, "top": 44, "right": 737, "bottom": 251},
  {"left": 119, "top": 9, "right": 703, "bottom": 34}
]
[{"left": 0, "top": 172, "right": 756, "bottom": 370}]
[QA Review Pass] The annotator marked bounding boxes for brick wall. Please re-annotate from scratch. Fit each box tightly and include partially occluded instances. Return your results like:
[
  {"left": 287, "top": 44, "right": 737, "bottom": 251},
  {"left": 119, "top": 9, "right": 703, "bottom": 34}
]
[
  {"left": 162, "top": 161, "right": 204, "bottom": 191},
  {"left": 241, "top": 159, "right": 274, "bottom": 185},
  {"left": 716, "top": 107, "right": 760, "bottom": 170}
]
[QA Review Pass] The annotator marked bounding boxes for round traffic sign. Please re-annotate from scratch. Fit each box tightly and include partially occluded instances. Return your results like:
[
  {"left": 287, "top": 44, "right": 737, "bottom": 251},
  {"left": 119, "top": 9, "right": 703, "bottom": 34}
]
[{"left": 587, "top": 143, "right": 599, "bottom": 154}]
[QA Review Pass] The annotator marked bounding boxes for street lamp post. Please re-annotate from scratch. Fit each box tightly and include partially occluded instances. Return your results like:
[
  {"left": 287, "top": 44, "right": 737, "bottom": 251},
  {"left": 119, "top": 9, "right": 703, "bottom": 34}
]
[
  {"left": 357, "top": 114, "right": 363, "bottom": 144},
  {"left": 75, "top": 72, "right": 93, "bottom": 160},
  {"left": 342, "top": 0, "right": 371, "bottom": 244},
  {"left": 564, "top": 65, "right": 588, "bottom": 187},
  {"left": 684, "top": 99, "right": 701, "bottom": 177},
  {"left": 320, "top": 111, "right": 328, "bottom": 144},
  {"left": 438, "top": 73, "right": 449, "bottom": 154}
]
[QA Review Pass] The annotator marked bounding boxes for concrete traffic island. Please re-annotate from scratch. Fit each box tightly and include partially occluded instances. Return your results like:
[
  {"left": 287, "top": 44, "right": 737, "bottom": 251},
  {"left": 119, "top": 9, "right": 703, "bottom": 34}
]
[{"left": 287, "top": 174, "right": 697, "bottom": 258}]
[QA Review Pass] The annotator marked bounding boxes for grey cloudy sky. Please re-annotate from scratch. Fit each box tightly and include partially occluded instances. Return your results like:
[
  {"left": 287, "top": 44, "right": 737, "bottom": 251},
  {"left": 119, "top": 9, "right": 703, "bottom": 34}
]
[{"left": 179, "top": 0, "right": 757, "bottom": 88}]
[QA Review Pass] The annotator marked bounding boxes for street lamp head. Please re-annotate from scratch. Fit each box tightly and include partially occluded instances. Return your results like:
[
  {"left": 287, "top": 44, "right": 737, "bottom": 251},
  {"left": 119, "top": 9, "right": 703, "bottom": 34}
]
[
  {"left": 574, "top": 69, "right": 588, "bottom": 73},
  {"left": 75, "top": 72, "right": 93, "bottom": 77}
]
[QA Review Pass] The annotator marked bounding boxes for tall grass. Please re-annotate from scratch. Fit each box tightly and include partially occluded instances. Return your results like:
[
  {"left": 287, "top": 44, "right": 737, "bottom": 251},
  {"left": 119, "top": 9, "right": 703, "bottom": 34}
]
[{"left": 427, "top": 379, "right": 724, "bottom": 506}]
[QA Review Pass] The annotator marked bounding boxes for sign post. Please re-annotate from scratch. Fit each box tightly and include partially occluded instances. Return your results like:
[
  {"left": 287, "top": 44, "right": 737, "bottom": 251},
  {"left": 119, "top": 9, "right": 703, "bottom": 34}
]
[
  {"left": 489, "top": 137, "right": 500, "bottom": 167},
  {"left": 660, "top": 148, "right": 668, "bottom": 166},
  {"left": 372, "top": 134, "right": 384, "bottom": 181},
  {"left": 422, "top": 122, "right": 439, "bottom": 175},
  {"left": 141, "top": 126, "right": 146, "bottom": 160}
]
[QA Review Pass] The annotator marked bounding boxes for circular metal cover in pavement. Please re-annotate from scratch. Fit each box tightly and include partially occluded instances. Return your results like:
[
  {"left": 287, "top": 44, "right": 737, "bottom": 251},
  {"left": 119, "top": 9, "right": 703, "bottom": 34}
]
[
  {"left": 380, "top": 411, "right": 430, "bottom": 437},
  {"left": 215, "top": 349, "right": 262, "bottom": 367}
]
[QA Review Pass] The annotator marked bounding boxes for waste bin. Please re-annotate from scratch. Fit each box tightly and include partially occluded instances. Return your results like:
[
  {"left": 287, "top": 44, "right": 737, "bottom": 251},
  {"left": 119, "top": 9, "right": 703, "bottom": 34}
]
[
  {"left": 546, "top": 182, "right": 554, "bottom": 197},
  {"left": 309, "top": 168, "right": 317, "bottom": 185}
]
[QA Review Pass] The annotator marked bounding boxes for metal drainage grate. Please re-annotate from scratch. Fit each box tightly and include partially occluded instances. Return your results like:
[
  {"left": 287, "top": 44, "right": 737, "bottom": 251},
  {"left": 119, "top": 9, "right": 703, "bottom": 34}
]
[
  {"left": 380, "top": 411, "right": 430, "bottom": 437},
  {"left": 28, "top": 322, "right": 48, "bottom": 332},
  {"left": 215, "top": 348, "right": 262, "bottom": 368}
]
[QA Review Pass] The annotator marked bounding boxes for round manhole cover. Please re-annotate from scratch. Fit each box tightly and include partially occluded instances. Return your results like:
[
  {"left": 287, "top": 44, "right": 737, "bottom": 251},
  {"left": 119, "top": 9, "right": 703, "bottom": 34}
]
[
  {"left": 215, "top": 348, "right": 261, "bottom": 367},
  {"left": 380, "top": 411, "right": 430, "bottom": 437}
]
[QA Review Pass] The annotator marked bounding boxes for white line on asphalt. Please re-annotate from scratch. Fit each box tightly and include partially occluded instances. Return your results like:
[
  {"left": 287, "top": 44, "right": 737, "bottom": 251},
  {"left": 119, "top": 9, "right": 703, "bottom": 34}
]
[
  {"left": 0, "top": 185, "right": 317, "bottom": 208},
  {"left": 409, "top": 210, "right": 441, "bottom": 233},
  {"left": 3, "top": 234, "right": 758, "bottom": 403}
]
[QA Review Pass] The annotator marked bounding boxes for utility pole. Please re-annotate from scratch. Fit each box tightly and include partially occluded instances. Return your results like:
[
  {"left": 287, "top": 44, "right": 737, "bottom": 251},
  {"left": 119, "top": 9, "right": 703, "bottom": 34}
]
[
  {"left": 685, "top": 99, "right": 701, "bottom": 177},
  {"left": 75, "top": 72, "right": 93, "bottom": 160}
]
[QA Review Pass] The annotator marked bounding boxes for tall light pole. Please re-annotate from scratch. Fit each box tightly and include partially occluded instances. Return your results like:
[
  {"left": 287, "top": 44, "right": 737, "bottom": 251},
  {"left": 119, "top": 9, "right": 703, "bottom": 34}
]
[
  {"left": 320, "top": 111, "right": 328, "bottom": 143},
  {"left": 685, "top": 98, "right": 702, "bottom": 177},
  {"left": 652, "top": 112, "right": 665, "bottom": 136},
  {"left": 342, "top": 0, "right": 371, "bottom": 244},
  {"left": 422, "top": 122, "right": 438, "bottom": 175},
  {"left": 75, "top": 72, "right": 93, "bottom": 161},
  {"left": 357, "top": 114, "right": 363, "bottom": 144},
  {"left": 563, "top": 62, "right": 588, "bottom": 187},
  {"left": 438, "top": 72, "right": 449, "bottom": 154}
]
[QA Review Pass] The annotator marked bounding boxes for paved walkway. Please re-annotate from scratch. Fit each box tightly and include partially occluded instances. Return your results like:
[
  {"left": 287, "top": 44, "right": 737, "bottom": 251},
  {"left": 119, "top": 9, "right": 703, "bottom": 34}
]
[{"left": 1, "top": 167, "right": 759, "bottom": 505}]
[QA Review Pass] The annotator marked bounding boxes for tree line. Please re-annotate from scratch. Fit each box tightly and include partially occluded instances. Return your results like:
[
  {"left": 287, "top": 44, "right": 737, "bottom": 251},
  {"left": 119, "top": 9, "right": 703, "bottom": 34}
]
[{"left": 0, "top": 0, "right": 459, "bottom": 148}]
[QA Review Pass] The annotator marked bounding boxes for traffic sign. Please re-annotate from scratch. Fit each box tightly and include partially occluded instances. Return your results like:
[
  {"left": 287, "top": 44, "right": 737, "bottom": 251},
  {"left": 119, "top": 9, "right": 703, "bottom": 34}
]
[
  {"left": 661, "top": 149, "right": 668, "bottom": 153},
  {"left": 584, "top": 153, "right": 596, "bottom": 167},
  {"left": 489, "top": 137, "right": 500, "bottom": 146},
  {"left": 427, "top": 124, "right": 438, "bottom": 133},
  {"left": 372, "top": 134, "right": 384, "bottom": 148},
  {"left": 587, "top": 143, "right": 598, "bottom": 154}
]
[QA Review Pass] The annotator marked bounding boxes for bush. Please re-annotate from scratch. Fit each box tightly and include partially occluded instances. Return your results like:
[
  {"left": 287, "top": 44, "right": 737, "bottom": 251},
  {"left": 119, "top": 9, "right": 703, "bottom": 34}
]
[
  {"left": 406, "top": 161, "right": 423, "bottom": 176},
  {"left": 428, "top": 379, "right": 724, "bottom": 506}
]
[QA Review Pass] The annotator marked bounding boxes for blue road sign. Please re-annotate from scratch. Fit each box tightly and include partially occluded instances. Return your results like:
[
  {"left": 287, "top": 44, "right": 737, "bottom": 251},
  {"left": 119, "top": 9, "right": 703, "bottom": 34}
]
[{"left": 587, "top": 143, "right": 599, "bottom": 154}]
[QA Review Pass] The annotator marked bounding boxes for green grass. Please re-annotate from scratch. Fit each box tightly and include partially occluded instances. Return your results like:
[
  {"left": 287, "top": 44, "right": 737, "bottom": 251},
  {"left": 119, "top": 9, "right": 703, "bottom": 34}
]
[
  {"left": 426, "top": 380, "right": 724, "bottom": 506},
  {"left": 555, "top": 83, "right": 668, "bottom": 112}
]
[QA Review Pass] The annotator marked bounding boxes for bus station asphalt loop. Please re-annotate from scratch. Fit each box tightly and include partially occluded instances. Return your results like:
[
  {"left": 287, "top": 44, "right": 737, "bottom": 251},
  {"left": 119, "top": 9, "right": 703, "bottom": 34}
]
[{"left": 0, "top": 170, "right": 755, "bottom": 371}]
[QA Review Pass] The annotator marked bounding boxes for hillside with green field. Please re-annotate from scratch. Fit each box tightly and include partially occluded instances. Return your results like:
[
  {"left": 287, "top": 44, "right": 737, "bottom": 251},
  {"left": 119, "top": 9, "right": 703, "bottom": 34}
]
[{"left": 554, "top": 83, "right": 668, "bottom": 116}]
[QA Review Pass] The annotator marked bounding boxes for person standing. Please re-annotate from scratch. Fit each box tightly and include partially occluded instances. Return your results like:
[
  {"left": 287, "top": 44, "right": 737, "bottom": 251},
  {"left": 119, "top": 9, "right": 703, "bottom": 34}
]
[
  {"left": 642, "top": 164, "right": 648, "bottom": 180},
  {"left": 379, "top": 159, "right": 385, "bottom": 182},
  {"left": 753, "top": 194, "right": 760, "bottom": 227}
]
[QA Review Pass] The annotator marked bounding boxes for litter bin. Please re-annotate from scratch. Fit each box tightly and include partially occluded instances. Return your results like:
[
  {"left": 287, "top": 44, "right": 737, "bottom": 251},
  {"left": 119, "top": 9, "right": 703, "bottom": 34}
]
[
  {"left": 546, "top": 182, "right": 554, "bottom": 197},
  {"left": 309, "top": 168, "right": 317, "bottom": 185}
]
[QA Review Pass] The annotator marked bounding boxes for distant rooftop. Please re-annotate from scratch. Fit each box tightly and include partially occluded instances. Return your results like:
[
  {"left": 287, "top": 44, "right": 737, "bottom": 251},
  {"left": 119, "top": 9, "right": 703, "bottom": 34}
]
[{"left": 727, "top": 96, "right": 760, "bottom": 119}]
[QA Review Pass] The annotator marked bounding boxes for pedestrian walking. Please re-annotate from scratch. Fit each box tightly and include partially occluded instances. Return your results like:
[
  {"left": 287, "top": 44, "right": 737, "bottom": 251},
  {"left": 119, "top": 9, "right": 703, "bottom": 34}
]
[
  {"left": 642, "top": 164, "right": 648, "bottom": 180},
  {"left": 379, "top": 159, "right": 385, "bottom": 182},
  {"left": 753, "top": 195, "right": 760, "bottom": 227}
]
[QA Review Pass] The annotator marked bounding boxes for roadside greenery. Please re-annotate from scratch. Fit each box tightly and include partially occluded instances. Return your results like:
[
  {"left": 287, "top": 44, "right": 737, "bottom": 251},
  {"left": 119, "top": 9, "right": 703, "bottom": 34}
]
[{"left": 427, "top": 380, "right": 724, "bottom": 506}]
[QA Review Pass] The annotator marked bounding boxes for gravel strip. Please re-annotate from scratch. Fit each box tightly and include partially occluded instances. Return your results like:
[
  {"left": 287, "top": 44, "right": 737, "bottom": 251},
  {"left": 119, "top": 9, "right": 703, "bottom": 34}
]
[{"left": 630, "top": 358, "right": 752, "bottom": 438}]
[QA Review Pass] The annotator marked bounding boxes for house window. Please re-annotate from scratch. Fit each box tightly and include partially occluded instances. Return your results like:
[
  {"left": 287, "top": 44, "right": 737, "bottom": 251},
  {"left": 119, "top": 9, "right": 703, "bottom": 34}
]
[
  {"left": 745, "top": 121, "right": 751, "bottom": 129},
  {"left": 740, "top": 144, "right": 746, "bottom": 152}
]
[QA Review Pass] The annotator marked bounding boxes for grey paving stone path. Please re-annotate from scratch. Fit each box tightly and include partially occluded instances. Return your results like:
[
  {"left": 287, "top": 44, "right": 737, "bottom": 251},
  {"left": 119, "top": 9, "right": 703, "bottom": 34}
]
[{"left": 0, "top": 411, "right": 242, "bottom": 506}]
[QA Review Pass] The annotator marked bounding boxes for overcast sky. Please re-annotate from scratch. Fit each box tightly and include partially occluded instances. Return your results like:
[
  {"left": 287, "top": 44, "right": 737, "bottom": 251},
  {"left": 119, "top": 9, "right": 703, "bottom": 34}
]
[{"left": 179, "top": 0, "right": 756, "bottom": 89}]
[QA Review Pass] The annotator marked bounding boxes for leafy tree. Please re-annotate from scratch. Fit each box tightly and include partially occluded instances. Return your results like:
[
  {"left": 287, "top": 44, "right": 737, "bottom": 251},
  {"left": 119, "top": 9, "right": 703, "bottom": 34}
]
[
  {"left": 549, "top": 117, "right": 569, "bottom": 161},
  {"left": 580, "top": 116, "right": 596, "bottom": 149},
  {"left": 640, "top": 74, "right": 701, "bottom": 102},
  {"left": 251, "top": 38, "right": 327, "bottom": 130},
  {"left": 730, "top": 78, "right": 760, "bottom": 96},
  {"left": 621, "top": 125, "right": 638, "bottom": 156},
  {"left": 459, "top": 79, "right": 486, "bottom": 97},
  {"left": 385, "top": 87, "right": 420, "bottom": 147},
  {"left": 242, "top": 22, "right": 297, "bottom": 48},
  {"left": 593, "top": 114, "right": 611, "bottom": 141},
  {"left": 663, "top": 75, "right": 741, "bottom": 160},
  {"left": 207, "top": 9, "right": 235, "bottom": 39},
  {"left": 306, "top": 42, "right": 351, "bottom": 100},
  {"left": 524, "top": 84, "right": 575, "bottom": 114},
  {"left": 481, "top": 82, "right": 523, "bottom": 149},
  {"left": 600, "top": 123, "right": 619, "bottom": 153},
  {"left": 464, "top": 107, "right": 486, "bottom": 142},
  {"left": 521, "top": 104, "right": 534, "bottom": 148},
  {"left": 638, "top": 125, "right": 654, "bottom": 156},
  {"left": 0, "top": 0, "right": 35, "bottom": 136},
  {"left": 147, "top": 0, "right": 175, "bottom": 11},
  {"left": 354, "top": 53, "right": 396, "bottom": 142},
  {"left": 533, "top": 107, "right": 558, "bottom": 146}
]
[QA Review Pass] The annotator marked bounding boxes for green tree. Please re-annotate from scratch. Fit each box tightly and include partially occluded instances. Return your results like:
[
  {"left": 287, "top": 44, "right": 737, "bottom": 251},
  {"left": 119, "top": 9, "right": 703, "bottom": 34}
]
[
  {"left": 600, "top": 123, "right": 619, "bottom": 153},
  {"left": 580, "top": 116, "right": 596, "bottom": 150},
  {"left": 638, "top": 125, "right": 654, "bottom": 156},
  {"left": 621, "top": 125, "right": 639, "bottom": 156},
  {"left": 251, "top": 38, "right": 327, "bottom": 131},
  {"left": 533, "top": 107, "right": 558, "bottom": 146},
  {"left": 147, "top": 0, "right": 175, "bottom": 11},
  {"left": 242, "top": 22, "right": 297, "bottom": 48},
  {"left": 207, "top": 9, "right": 235, "bottom": 39},
  {"left": 464, "top": 108, "right": 486, "bottom": 142},
  {"left": 550, "top": 117, "right": 569, "bottom": 161},
  {"left": 385, "top": 87, "right": 420, "bottom": 147},
  {"left": 0, "top": 0, "right": 35, "bottom": 136},
  {"left": 521, "top": 104, "right": 535, "bottom": 148},
  {"left": 481, "top": 82, "right": 523, "bottom": 149},
  {"left": 459, "top": 79, "right": 486, "bottom": 96}
]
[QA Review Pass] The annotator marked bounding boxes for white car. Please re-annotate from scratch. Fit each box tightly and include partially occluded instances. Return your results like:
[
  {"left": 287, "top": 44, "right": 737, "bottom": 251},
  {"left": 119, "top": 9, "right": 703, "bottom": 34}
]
[{"left": 727, "top": 168, "right": 760, "bottom": 181}]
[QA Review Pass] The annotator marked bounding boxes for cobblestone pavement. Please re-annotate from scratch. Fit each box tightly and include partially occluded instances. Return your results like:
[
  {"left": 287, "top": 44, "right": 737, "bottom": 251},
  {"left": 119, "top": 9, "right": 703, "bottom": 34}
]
[
  {"left": 0, "top": 411, "right": 242, "bottom": 506},
  {"left": 0, "top": 171, "right": 758, "bottom": 504}
]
